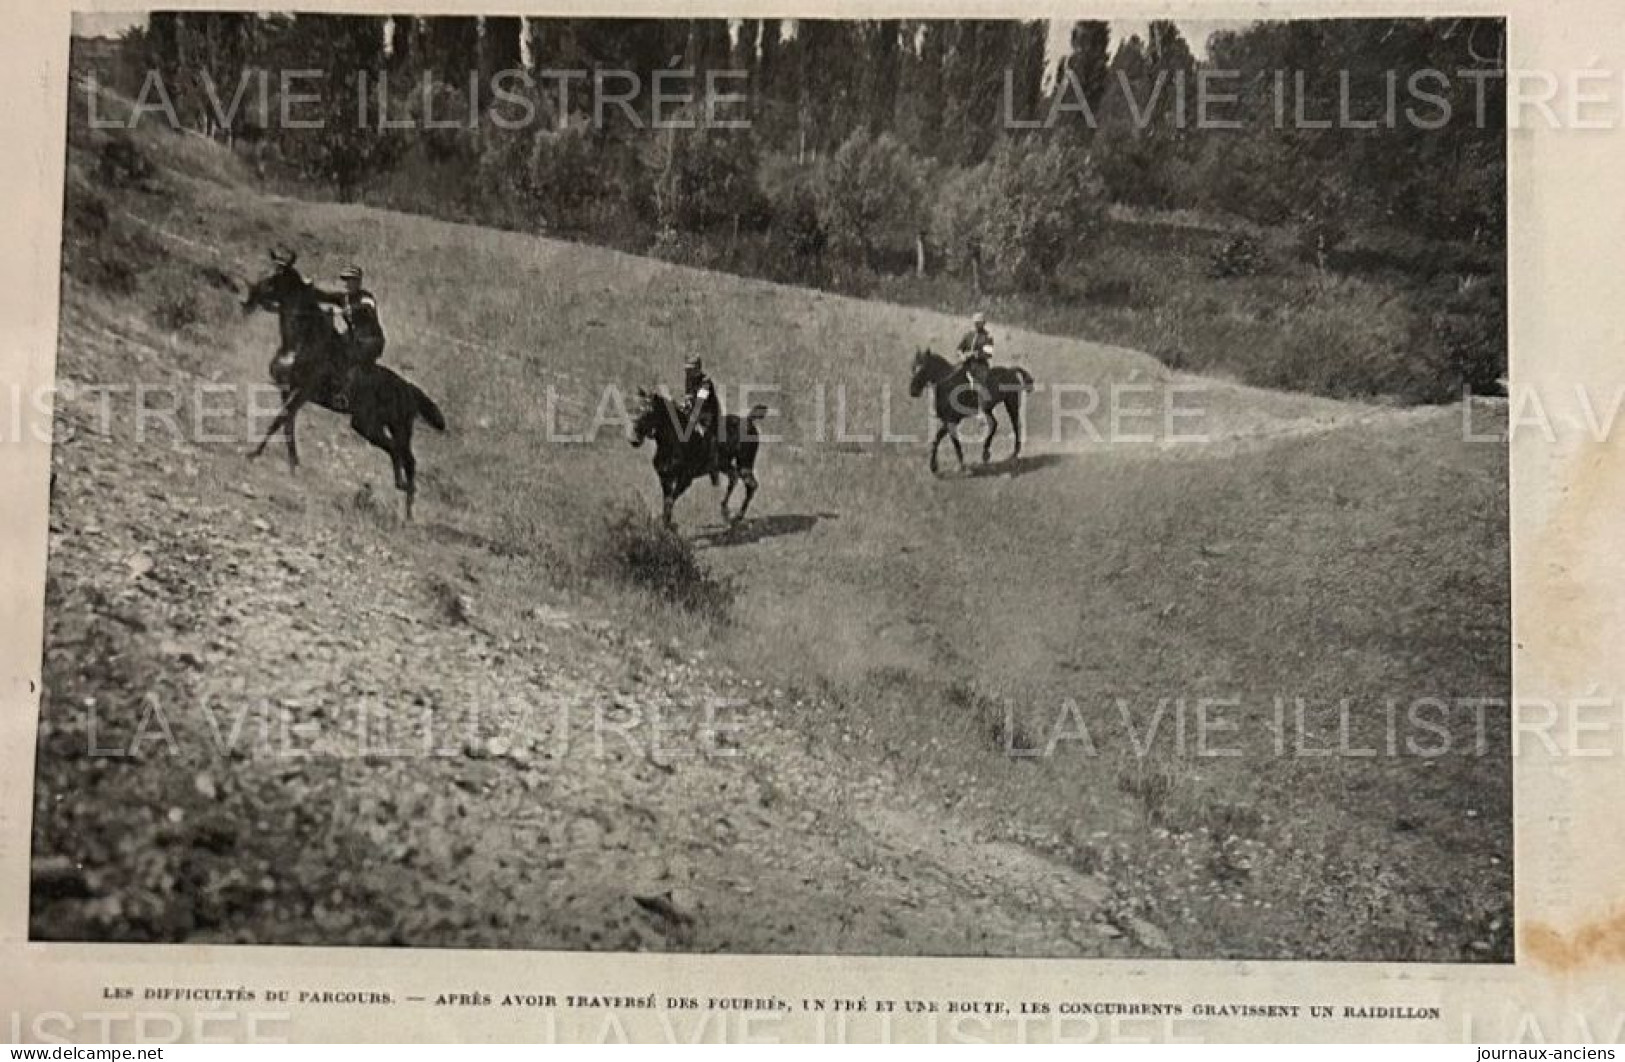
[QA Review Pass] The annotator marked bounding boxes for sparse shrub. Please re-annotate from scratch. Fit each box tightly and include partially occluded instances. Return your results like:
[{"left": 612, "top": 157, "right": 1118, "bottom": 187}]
[
  {"left": 1092, "top": 130, "right": 1178, "bottom": 211},
  {"left": 97, "top": 135, "right": 155, "bottom": 190},
  {"left": 982, "top": 139, "right": 1108, "bottom": 286},
  {"left": 1189, "top": 133, "right": 1300, "bottom": 227},
  {"left": 425, "top": 574, "right": 477, "bottom": 627},
  {"left": 1118, "top": 764, "right": 1178, "bottom": 826},
  {"left": 193, "top": 263, "right": 238, "bottom": 293},
  {"left": 932, "top": 139, "right": 1108, "bottom": 291},
  {"left": 1207, "top": 233, "right": 1267, "bottom": 279},
  {"left": 527, "top": 124, "right": 607, "bottom": 232},
  {"left": 149, "top": 284, "right": 201, "bottom": 332},
  {"left": 152, "top": 294, "right": 198, "bottom": 331},
  {"left": 928, "top": 164, "right": 990, "bottom": 280},
  {"left": 581, "top": 507, "right": 735, "bottom": 622},
  {"left": 67, "top": 186, "right": 112, "bottom": 239},
  {"left": 1260, "top": 276, "right": 1433, "bottom": 400},
  {"left": 61, "top": 176, "right": 155, "bottom": 296},
  {"left": 648, "top": 226, "right": 689, "bottom": 263},
  {"left": 83, "top": 254, "right": 138, "bottom": 296},
  {"left": 337, "top": 483, "right": 399, "bottom": 530},
  {"left": 1204, "top": 801, "right": 1264, "bottom": 841},
  {"left": 1060, "top": 832, "right": 1106, "bottom": 876},
  {"left": 817, "top": 130, "right": 925, "bottom": 270},
  {"left": 473, "top": 123, "right": 539, "bottom": 227},
  {"left": 944, "top": 681, "right": 1033, "bottom": 755},
  {"left": 649, "top": 124, "right": 765, "bottom": 235},
  {"left": 762, "top": 170, "right": 829, "bottom": 285},
  {"left": 1207, "top": 843, "right": 1253, "bottom": 885},
  {"left": 1296, "top": 178, "right": 1357, "bottom": 269},
  {"left": 1297, "top": 213, "right": 1349, "bottom": 270},
  {"left": 1084, "top": 275, "right": 1136, "bottom": 308},
  {"left": 1410, "top": 274, "right": 1508, "bottom": 397},
  {"left": 1153, "top": 345, "right": 1188, "bottom": 371},
  {"left": 416, "top": 82, "right": 477, "bottom": 166}
]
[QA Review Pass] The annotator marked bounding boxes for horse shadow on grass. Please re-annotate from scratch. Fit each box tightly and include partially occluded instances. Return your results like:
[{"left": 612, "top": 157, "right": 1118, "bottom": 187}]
[
  {"left": 959, "top": 452, "right": 1071, "bottom": 479},
  {"left": 693, "top": 511, "right": 836, "bottom": 548}
]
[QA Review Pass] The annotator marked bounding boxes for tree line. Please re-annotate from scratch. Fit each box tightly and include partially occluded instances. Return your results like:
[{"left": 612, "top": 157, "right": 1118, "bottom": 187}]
[{"left": 109, "top": 14, "right": 1505, "bottom": 294}]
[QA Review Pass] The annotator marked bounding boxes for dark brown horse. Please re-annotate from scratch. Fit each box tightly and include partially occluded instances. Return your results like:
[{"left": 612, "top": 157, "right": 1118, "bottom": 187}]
[
  {"left": 908, "top": 348, "right": 1034, "bottom": 473},
  {"left": 629, "top": 389, "right": 768, "bottom": 529},
  {"left": 241, "top": 251, "right": 446, "bottom": 520}
]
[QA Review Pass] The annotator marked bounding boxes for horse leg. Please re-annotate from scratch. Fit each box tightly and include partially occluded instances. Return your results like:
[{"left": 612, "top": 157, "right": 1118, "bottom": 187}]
[
  {"left": 351, "top": 415, "right": 407, "bottom": 517},
  {"left": 930, "top": 422, "right": 949, "bottom": 475},
  {"left": 720, "top": 469, "right": 737, "bottom": 524},
  {"left": 251, "top": 390, "right": 305, "bottom": 462},
  {"left": 947, "top": 423, "right": 965, "bottom": 472},
  {"left": 1006, "top": 395, "right": 1023, "bottom": 461},
  {"left": 394, "top": 425, "right": 416, "bottom": 522},
  {"left": 668, "top": 476, "right": 696, "bottom": 529},
  {"left": 394, "top": 419, "right": 417, "bottom": 522},
  {"left": 282, "top": 393, "right": 300, "bottom": 471},
  {"left": 982, "top": 407, "right": 999, "bottom": 464},
  {"left": 661, "top": 475, "right": 688, "bottom": 530},
  {"left": 735, "top": 468, "right": 758, "bottom": 523}
]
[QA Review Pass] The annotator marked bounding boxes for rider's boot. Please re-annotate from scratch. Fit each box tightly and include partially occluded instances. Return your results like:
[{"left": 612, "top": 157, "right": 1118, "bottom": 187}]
[{"left": 334, "top": 362, "right": 357, "bottom": 412}]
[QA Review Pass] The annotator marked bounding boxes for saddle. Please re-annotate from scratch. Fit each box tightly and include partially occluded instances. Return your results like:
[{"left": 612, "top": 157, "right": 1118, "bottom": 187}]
[
  {"left": 961, "top": 353, "right": 992, "bottom": 389},
  {"left": 269, "top": 337, "right": 360, "bottom": 414}
]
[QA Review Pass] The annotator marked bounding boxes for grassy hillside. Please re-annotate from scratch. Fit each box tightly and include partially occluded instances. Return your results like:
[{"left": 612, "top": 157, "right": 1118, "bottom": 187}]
[{"left": 37, "top": 105, "right": 1511, "bottom": 960}]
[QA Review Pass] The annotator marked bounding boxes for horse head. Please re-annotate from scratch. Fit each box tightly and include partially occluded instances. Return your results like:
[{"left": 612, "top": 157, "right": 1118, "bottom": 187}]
[
  {"left": 628, "top": 387, "right": 664, "bottom": 449},
  {"left": 908, "top": 347, "right": 944, "bottom": 398},
  {"left": 242, "top": 248, "right": 307, "bottom": 316}
]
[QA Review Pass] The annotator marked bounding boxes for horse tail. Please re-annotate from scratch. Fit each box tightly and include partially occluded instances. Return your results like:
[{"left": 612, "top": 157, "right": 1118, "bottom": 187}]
[
  {"left": 1015, "top": 367, "right": 1036, "bottom": 393},
  {"left": 413, "top": 384, "right": 447, "bottom": 432},
  {"left": 746, "top": 404, "right": 770, "bottom": 423}
]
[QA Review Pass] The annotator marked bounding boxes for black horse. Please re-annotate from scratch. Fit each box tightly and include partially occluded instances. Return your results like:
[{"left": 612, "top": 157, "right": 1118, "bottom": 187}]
[
  {"left": 241, "top": 250, "right": 447, "bottom": 520},
  {"left": 629, "top": 389, "right": 768, "bottom": 529},
  {"left": 908, "top": 348, "right": 1035, "bottom": 474}
]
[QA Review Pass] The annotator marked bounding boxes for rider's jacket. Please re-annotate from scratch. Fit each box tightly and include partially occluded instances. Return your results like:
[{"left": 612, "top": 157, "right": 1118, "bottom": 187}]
[
  {"left": 684, "top": 372, "right": 721, "bottom": 429},
  {"left": 958, "top": 326, "right": 994, "bottom": 358},
  {"left": 317, "top": 288, "right": 386, "bottom": 346}
]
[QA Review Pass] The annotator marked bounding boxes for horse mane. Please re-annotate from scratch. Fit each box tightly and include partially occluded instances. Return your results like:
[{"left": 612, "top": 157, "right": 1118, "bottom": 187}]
[
  {"left": 281, "top": 267, "right": 319, "bottom": 306},
  {"left": 912, "top": 347, "right": 962, "bottom": 390},
  {"left": 916, "top": 347, "right": 952, "bottom": 372}
]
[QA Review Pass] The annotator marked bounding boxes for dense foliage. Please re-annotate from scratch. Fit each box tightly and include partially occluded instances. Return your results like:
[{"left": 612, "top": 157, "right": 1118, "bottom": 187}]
[{"left": 98, "top": 14, "right": 1507, "bottom": 399}]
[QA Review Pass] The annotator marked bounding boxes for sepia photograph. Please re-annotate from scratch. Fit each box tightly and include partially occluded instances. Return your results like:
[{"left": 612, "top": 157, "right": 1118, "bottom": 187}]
[{"left": 30, "top": 9, "right": 1510, "bottom": 967}]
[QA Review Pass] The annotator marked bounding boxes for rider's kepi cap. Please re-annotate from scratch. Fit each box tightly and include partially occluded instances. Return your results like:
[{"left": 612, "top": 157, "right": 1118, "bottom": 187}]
[
  {"left": 340, "top": 265, "right": 363, "bottom": 281},
  {"left": 972, "top": 311, "right": 987, "bottom": 324}
]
